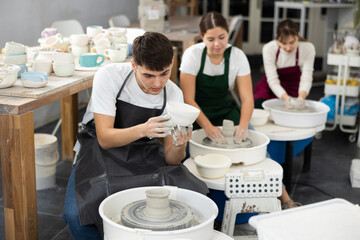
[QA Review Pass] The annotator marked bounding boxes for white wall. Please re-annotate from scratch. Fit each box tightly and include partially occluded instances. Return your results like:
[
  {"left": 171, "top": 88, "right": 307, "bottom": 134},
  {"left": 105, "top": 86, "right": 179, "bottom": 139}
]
[{"left": 0, "top": 0, "right": 139, "bottom": 128}]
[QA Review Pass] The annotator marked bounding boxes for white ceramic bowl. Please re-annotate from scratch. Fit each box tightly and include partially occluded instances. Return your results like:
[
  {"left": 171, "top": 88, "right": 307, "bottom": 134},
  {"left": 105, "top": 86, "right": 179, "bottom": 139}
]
[
  {"left": 0, "top": 64, "right": 20, "bottom": 88},
  {"left": 3, "top": 53, "right": 27, "bottom": 65},
  {"left": 53, "top": 63, "right": 75, "bottom": 77},
  {"left": 250, "top": 109, "right": 270, "bottom": 126},
  {"left": 166, "top": 101, "right": 200, "bottom": 126},
  {"left": 194, "top": 154, "right": 232, "bottom": 179}
]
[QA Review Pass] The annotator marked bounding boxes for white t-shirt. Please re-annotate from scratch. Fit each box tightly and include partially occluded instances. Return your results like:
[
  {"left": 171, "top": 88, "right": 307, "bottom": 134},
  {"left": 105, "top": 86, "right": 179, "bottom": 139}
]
[
  {"left": 262, "top": 40, "right": 316, "bottom": 99},
  {"left": 75, "top": 62, "right": 183, "bottom": 152},
  {"left": 179, "top": 42, "right": 251, "bottom": 90}
]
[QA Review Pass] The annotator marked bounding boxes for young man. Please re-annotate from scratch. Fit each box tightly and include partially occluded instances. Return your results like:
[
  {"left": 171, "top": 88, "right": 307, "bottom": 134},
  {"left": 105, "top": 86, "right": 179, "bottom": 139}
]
[{"left": 62, "top": 32, "right": 208, "bottom": 239}]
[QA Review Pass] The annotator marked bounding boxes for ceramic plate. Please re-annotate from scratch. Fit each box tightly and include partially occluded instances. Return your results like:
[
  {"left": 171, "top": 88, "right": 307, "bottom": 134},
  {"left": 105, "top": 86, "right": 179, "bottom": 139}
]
[{"left": 75, "top": 64, "right": 101, "bottom": 71}]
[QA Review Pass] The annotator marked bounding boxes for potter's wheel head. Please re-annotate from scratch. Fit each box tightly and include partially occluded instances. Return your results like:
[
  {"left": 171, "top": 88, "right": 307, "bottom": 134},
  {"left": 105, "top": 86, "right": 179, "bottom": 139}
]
[
  {"left": 202, "top": 137, "right": 253, "bottom": 149},
  {"left": 121, "top": 199, "right": 194, "bottom": 231}
]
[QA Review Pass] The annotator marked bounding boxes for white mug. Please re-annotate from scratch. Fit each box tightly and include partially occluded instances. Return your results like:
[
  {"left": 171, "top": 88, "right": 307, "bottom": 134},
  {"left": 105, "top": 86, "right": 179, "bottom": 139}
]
[
  {"left": 91, "top": 46, "right": 107, "bottom": 55},
  {"left": 32, "top": 59, "right": 53, "bottom": 75},
  {"left": 69, "top": 34, "right": 89, "bottom": 47},
  {"left": 86, "top": 26, "right": 104, "bottom": 39},
  {"left": 41, "top": 34, "right": 62, "bottom": 48},
  {"left": 54, "top": 52, "right": 75, "bottom": 64},
  {"left": 93, "top": 33, "right": 111, "bottom": 48},
  {"left": 34, "top": 51, "right": 55, "bottom": 61},
  {"left": 53, "top": 62, "right": 75, "bottom": 77},
  {"left": 68, "top": 45, "right": 89, "bottom": 56},
  {"left": 104, "top": 48, "right": 127, "bottom": 63},
  {"left": 5, "top": 41, "right": 26, "bottom": 54},
  {"left": 106, "top": 27, "right": 127, "bottom": 37},
  {"left": 109, "top": 35, "right": 127, "bottom": 44}
]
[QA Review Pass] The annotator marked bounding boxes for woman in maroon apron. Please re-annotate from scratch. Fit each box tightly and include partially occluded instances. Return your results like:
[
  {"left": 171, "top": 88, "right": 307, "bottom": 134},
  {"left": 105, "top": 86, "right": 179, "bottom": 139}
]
[
  {"left": 253, "top": 19, "right": 315, "bottom": 209},
  {"left": 254, "top": 19, "right": 315, "bottom": 109}
]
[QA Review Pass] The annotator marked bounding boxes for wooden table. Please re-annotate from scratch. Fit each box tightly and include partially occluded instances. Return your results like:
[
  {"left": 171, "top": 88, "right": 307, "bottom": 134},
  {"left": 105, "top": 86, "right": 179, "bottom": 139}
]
[{"left": 0, "top": 69, "right": 95, "bottom": 239}]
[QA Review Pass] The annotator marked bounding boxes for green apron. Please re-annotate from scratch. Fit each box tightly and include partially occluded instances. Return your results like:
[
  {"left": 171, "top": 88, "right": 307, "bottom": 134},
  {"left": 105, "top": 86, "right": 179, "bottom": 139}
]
[{"left": 194, "top": 46, "right": 239, "bottom": 129}]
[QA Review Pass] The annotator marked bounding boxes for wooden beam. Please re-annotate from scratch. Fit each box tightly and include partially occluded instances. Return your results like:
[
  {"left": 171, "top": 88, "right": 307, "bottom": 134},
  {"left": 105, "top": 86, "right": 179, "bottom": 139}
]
[
  {"left": 0, "top": 112, "right": 38, "bottom": 240},
  {"left": 61, "top": 94, "right": 78, "bottom": 162}
]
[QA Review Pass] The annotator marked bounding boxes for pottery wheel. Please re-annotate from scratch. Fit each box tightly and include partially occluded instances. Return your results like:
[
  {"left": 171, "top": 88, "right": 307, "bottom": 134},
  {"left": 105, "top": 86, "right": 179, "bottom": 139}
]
[
  {"left": 121, "top": 199, "right": 194, "bottom": 231},
  {"left": 202, "top": 137, "right": 253, "bottom": 149}
]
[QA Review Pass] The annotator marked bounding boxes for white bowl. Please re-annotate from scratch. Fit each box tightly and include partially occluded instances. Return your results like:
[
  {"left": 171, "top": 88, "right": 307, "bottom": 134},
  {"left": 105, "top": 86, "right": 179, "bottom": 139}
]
[
  {"left": 194, "top": 153, "right": 232, "bottom": 179},
  {"left": 262, "top": 99, "right": 330, "bottom": 128},
  {"left": 250, "top": 109, "right": 270, "bottom": 126},
  {"left": 0, "top": 64, "right": 20, "bottom": 88},
  {"left": 53, "top": 63, "right": 75, "bottom": 77},
  {"left": 166, "top": 101, "right": 200, "bottom": 126},
  {"left": 3, "top": 53, "right": 27, "bottom": 65}
]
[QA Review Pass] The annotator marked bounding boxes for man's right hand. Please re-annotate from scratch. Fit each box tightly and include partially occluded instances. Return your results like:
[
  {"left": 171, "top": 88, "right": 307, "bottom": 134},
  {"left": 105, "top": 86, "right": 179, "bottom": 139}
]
[{"left": 144, "top": 115, "right": 173, "bottom": 139}]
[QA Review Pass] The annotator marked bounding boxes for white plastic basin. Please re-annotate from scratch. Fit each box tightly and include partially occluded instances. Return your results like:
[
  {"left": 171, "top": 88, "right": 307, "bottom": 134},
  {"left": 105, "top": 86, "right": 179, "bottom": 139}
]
[{"left": 262, "top": 99, "right": 330, "bottom": 128}]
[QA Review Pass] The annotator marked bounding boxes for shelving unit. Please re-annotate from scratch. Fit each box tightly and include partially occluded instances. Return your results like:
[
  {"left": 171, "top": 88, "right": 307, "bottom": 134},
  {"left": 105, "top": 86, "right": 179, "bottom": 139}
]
[{"left": 324, "top": 53, "right": 359, "bottom": 142}]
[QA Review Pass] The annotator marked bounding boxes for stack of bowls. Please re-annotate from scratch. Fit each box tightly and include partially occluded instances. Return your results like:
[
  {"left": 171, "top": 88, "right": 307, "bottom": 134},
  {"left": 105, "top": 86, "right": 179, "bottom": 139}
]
[
  {"left": 53, "top": 52, "right": 75, "bottom": 77},
  {"left": 3, "top": 42, "right": 27, "bottom": 78},
  {"left": 103, "top": 27, "right": 130, "bottom": 63},
  {"left": 68, "top": 34, "right": 89, "bottom": 57}
]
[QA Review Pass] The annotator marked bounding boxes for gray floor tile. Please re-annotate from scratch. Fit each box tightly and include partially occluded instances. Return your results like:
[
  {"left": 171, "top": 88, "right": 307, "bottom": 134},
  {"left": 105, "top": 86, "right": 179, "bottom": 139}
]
[{"left": 38, "top": 213, "right": 67, "bottom": 240}]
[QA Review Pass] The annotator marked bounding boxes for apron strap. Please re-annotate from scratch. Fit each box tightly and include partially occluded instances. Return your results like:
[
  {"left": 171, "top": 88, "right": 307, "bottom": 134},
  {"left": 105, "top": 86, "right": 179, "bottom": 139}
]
[
  {"left": 276, "top": 47, "right": 299, "bottom": 66},
  {"left": 116, "top": 70, "right": 167, "bottom": 113},
  {"left": 224, "top": 46, "right": 231, "bottom": 79},
  {"left": 116, "top": 70, "right": 134, "bottom": 99},
  {"left": 198, "top": 47, "right": 207, "bottom": 75}
]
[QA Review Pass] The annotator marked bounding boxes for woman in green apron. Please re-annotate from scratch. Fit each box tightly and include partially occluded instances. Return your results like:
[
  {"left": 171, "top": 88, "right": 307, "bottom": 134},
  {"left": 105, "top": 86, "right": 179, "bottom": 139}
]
[
  {"left": 180, "top": 11, "right": 253, "bottom": 143},
  {"left": 179, "top": 12, "right": 298, "bottom": 213}
]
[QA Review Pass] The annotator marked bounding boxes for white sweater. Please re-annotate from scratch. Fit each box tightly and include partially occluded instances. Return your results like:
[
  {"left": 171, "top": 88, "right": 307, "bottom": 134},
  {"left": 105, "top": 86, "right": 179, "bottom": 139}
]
[{"left": 262, "top": 40, "right": 316, "bottom": 98}]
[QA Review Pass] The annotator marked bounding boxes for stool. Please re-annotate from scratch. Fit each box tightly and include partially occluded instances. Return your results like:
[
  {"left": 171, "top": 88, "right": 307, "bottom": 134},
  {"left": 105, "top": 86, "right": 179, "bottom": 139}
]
[{"left": 221, "top": 167, "right": 283, "bottom": 238}]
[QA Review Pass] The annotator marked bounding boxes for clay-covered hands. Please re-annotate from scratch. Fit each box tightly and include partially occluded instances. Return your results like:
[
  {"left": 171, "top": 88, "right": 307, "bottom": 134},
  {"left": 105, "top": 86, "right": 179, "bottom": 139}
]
[
  {"left": 171, "top": 125, "right": 193, "bottom": 147},
  {"left": 234, "top": 127, "right": 248, "bottom": 143},
  {"left": 144, "top": 115, "right": 173, "bottom": 139},
  {"left": 205, "top": 125, "right": 226, "bottom": 143},
  {"left": 285, "top": 97, "right": 305, "bottom": 110}
]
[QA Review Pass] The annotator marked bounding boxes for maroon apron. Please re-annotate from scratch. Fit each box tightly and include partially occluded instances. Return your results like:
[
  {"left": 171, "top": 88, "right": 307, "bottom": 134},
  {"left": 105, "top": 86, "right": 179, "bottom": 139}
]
[{"left": 254, "top": 47, "right": 301, "bottom": 101}]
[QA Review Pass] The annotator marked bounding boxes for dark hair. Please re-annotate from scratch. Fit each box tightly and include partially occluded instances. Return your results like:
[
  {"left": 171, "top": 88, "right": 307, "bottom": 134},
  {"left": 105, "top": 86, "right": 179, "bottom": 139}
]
[
  {"left": 132, "top": 32, "right": 173, "bottom": 71},
  {"left": 276, "top": 19, "right": 306, "bottom": 42},
  {"left": 199, "top": 11, "right": 229, "bottom": 36}
]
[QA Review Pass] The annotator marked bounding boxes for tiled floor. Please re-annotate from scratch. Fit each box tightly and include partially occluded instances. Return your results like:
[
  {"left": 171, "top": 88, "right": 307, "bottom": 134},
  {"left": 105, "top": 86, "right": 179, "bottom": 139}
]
[{"left": 1, "top": 57, "right": 360, "bottom": 239}]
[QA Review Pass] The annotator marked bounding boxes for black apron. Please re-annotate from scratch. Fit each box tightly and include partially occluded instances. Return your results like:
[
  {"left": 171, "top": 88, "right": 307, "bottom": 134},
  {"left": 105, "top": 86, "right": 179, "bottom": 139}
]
[{"left": 75, "top": 71, "right": 208, "bottom": 226}]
